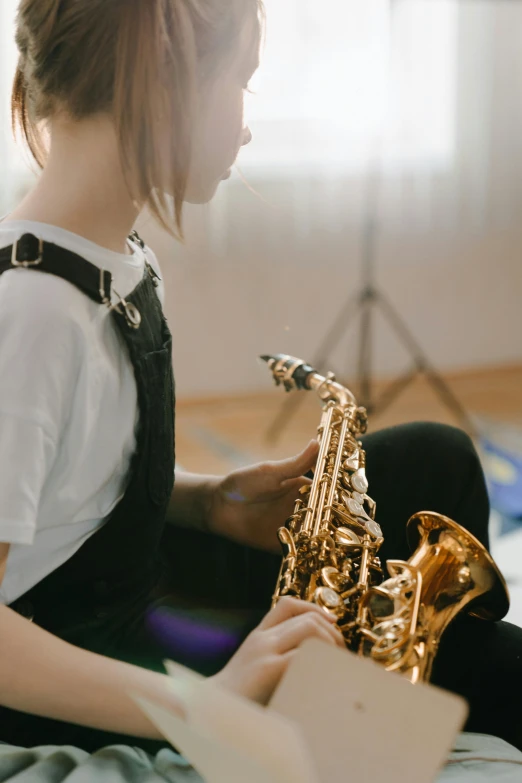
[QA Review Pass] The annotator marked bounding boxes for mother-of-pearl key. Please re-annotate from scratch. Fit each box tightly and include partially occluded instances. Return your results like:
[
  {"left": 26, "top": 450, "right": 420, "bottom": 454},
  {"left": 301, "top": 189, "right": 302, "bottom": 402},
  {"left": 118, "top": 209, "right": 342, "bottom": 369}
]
[
  {"left": 365, "top": 519, "right": 383, "bottom": 539},
  {"left": 351, "top": 472, "right": 369, "bottom": 494},
  {"left": 346, "top": 497, "right": 365, "bottom": 517}
]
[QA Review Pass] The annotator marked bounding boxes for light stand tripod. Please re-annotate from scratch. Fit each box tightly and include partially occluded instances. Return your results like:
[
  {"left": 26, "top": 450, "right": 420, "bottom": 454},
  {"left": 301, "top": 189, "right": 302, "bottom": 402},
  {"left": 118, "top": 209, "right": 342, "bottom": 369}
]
[
  {"left": 265, "top": 0, "right": 475, "bottom": 444},
  {"left": 266, "top": 168, "right": 475, "bottom": 444}
]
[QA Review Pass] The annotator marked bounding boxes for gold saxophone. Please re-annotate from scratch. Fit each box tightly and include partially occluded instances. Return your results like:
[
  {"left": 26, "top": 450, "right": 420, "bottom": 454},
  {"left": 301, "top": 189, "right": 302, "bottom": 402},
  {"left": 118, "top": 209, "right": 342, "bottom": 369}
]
[{"left": 262, "top": 354, "right": 510, "bottom": 684}]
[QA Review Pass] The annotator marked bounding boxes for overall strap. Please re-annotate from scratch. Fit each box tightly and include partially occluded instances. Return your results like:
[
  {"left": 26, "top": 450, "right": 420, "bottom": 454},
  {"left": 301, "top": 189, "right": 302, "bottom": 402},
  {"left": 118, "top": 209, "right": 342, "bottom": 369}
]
[
  {"left": 0, "top": 233, "right": 113, "bottom": 304},
  {"left": 0, "top": 232, "right": 156, "bottom": 329}
]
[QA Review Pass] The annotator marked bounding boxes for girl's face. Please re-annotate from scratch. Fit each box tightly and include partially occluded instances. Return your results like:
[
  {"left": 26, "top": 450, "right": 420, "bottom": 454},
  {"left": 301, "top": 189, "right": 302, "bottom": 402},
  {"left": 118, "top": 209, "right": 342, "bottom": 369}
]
[{"left": 185, "top": 53, "right": 257, "bottom": 204}]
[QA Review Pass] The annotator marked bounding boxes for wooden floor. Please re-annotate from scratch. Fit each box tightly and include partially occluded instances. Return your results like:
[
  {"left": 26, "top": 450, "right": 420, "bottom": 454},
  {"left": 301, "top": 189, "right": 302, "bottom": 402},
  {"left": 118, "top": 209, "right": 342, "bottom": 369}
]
[{"left": 176, "top": 365, "right": 522, "bottom": 475}]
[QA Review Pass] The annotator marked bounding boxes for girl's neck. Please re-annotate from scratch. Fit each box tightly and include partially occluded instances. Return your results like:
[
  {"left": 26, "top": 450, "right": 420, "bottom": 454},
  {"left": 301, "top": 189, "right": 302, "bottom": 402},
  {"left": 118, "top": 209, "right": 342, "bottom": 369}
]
[{"left": 7, "top": 114, "right": 141, "bottom": 255}]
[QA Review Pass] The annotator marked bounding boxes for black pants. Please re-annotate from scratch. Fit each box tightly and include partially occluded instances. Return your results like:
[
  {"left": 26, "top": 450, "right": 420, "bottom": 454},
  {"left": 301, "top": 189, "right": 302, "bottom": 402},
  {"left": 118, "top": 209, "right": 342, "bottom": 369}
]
[{"left": 163, "top": 422, "right": 522, "bottom": 752}]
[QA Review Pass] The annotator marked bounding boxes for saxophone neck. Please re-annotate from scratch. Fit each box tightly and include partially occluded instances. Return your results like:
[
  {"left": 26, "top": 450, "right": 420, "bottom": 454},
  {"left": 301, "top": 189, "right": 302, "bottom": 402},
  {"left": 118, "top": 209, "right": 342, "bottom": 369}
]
[
  {"left": 262, "top": 353, "right": 357, "bottom": 407},
  {"left": 307, "top": 371, "right": 357, "bottom": 408}
]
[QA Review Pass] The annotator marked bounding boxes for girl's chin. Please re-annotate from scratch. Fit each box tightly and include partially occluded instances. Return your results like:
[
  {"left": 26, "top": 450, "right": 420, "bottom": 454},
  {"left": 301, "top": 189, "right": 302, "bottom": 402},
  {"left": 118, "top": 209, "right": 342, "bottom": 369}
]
[{"left": 184, "top": 171, "right": 232, "bottom": 205}]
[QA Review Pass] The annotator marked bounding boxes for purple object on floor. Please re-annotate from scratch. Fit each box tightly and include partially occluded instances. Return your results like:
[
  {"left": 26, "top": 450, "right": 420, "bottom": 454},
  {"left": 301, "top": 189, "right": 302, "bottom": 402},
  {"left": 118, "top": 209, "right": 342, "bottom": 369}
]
[{"left": 146, "top": 606, "right": 241, "bottom": 661}]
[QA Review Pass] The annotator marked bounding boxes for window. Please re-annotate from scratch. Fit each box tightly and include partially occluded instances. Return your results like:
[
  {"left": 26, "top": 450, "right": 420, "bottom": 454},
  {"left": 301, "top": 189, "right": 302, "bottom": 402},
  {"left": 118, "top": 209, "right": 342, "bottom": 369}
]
[{"left": 242, "top": 0, "right": 458, "bottom": 175}]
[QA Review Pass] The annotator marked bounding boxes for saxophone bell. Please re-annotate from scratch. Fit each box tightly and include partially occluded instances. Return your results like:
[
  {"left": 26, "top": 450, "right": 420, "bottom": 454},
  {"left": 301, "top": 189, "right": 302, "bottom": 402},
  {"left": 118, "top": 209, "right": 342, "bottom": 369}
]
[{"left": 361, "top": 512, "right": 509, "bottom": 683}]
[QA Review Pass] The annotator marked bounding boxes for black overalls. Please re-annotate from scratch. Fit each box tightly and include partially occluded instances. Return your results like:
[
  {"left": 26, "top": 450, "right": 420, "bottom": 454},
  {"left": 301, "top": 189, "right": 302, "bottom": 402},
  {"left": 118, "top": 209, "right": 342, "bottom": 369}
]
[{"left": 0, "top": 233, "right": 177, "bottom": 753}]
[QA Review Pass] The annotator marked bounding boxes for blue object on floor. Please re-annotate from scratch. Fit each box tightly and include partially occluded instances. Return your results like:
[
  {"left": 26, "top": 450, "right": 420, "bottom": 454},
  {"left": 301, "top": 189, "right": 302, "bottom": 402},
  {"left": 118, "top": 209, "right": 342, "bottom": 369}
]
[
  {"left": 480, "top": 434, "right": 522, "bottom": 519},
  {"left": 496, "top": 511, "right": 522, "bottom": 538}
]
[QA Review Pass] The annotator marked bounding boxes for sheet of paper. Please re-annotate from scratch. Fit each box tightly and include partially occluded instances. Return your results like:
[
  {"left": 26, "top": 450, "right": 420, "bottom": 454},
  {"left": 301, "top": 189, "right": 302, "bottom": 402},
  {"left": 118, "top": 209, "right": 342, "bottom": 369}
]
[
  {"left": 270, "top": 638, "right": 468, "bottom": 783},
  {"left": 164, "top": 657, "right": 315, "bottom": 781},
  {"left": 181, "top": 676, "right": 317, "bottom": 783},
  {"left": 135, "top": 696, "right": 279, "bottom": 783}
]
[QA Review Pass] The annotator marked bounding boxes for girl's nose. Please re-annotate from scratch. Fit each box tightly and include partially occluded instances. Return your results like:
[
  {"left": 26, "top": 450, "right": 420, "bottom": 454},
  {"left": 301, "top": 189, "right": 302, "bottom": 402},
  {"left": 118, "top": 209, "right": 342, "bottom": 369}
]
[{"left": 242, "top": 126, "right": 253, "bottom": 147}]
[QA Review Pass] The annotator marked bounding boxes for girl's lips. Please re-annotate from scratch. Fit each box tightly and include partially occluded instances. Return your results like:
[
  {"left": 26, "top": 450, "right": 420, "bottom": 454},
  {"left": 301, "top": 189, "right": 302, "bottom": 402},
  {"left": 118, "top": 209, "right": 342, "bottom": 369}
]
[{"left": 221, "top": 169, "right": 232, "bottom": 180}]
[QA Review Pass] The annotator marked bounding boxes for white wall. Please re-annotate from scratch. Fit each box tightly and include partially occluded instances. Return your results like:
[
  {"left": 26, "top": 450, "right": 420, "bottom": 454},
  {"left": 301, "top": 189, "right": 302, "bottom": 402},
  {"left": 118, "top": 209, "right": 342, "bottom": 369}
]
[{"left": 138, "top": 196, "right": 522, "bottom": 400}]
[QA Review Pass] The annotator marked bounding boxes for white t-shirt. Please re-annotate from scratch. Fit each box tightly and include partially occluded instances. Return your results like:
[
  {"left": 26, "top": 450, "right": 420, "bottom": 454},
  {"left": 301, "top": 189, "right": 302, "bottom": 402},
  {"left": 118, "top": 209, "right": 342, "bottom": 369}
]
[{"left": 0, "top": 220, "right": 165, "bottom": 605}]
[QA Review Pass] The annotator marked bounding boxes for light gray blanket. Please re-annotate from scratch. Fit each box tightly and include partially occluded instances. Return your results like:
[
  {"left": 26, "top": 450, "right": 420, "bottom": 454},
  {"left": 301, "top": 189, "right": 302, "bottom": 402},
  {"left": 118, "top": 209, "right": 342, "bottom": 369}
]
[
  {"left": 0, "top": 744, "right": 202, "bottom": 783},
  {"left": 441, "top": 734, "right": 522, "bottom": 781},
  {"left": 0, "top": 733, "right": 521, "bottom": 782}
]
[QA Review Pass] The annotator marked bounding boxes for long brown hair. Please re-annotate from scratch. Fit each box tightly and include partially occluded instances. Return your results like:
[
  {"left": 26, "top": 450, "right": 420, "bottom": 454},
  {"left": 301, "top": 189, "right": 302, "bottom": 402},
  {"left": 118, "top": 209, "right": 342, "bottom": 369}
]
[{"left": 12, "top": 0, "right": 263, "bottom": 236}]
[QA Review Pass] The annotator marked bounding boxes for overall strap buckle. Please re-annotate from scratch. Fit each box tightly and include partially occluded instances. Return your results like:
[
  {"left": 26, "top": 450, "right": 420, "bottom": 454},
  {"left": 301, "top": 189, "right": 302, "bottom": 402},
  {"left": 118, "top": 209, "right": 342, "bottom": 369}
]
[
  {"left": 112, "top": 291, "right": 142, "bottom": 330},
  {"left": 11, "top": 235, "right": 44, "bottom": 268},
  {"left": 99, "top": 269, "right": 111, "bottom": 305}
]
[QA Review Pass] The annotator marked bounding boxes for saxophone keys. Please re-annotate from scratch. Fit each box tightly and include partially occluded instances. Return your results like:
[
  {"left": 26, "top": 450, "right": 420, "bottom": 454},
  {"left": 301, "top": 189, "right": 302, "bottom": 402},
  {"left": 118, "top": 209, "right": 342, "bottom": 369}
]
[
  {"left": 335, "top": 527, "right": 362, "bottom": 547},
  {"left": 346, "top": 496, "right": 365, "bottom": 517},
  {"left": 364, "top": 519, "right": 383, "bottom": 539},
  {"left": 278, "top": 527, "right": 297, "bottom": 557},
  {"left": 343, "top": 456, "right": 360, "bottom": 471},
  {"left": 321, "top": 565, "right": 350, "bottom": 591},
  {"left": 342, "top": 493, "right": 382, "bottom": 540},
  {"left": 314, "top": 585, "right": 345, "bottom": 617},
  {"left": 351, "top": 472, "right": 369, "bottom": 494}
]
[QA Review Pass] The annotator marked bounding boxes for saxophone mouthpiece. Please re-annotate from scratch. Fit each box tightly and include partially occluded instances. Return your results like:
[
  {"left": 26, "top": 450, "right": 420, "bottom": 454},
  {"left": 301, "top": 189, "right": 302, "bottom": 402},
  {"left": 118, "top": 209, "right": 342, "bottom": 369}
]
[
  {"left": 259, "top": 354, "right": 284, "bottom": 372},
  {"left": 260, "top": 354, "right": 315, "bottom": 392}
]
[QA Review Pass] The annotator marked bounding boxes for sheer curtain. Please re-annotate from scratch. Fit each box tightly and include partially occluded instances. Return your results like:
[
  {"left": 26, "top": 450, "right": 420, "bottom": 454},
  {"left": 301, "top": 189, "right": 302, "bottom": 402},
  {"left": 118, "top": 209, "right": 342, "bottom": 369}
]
[
  {"left": 215, "top": 0, "right": 465, "bottom": 252},
  {"left": 208, "top": 0, "right": 522, "bottom": 246},
  {"left": 242, "top": 0, "right": 457, "bottom": 174}
]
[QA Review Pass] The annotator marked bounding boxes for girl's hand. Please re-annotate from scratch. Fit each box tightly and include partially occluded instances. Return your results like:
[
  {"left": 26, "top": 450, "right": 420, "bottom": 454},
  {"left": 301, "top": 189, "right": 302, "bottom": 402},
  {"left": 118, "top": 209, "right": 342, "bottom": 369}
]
[
  {"left": 210, "top": 597, "right": 345, "bottom": 705},
  {"left": 209, "top": 441, "right": 320, "bottom": 552}
]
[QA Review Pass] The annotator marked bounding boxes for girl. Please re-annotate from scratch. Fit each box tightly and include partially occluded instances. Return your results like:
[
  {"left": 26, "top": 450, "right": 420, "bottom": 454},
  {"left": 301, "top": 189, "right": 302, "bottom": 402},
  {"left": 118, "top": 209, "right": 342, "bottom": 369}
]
[{"left": 0, "top": 0, "right": 521, "bottom": 776}]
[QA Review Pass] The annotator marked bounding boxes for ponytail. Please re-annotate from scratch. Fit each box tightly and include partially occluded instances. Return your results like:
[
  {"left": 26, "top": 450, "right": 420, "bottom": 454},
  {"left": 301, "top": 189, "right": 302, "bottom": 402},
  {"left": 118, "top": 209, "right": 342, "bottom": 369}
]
[{"left": 11, "top": 64, "right": 39, "bottom": 164}]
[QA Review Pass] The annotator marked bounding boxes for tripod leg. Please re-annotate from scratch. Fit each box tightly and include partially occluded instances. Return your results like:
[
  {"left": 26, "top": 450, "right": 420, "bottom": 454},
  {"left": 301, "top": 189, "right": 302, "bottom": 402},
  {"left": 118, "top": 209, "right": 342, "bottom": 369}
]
[
  {"left": 357, "top": 291, "right": 374, "bottom": 411},
  {"left": 374, "top": 366, "right": 418, "bottom": 418},
  {"left": 423, "top": 367, "right": 477, "bottom": 438},
  {"left": 375, "top": 291, "right": 476, "bottom": 436},
  {"left": 312, "top": 291, "right": 365, "bottom": 370}
]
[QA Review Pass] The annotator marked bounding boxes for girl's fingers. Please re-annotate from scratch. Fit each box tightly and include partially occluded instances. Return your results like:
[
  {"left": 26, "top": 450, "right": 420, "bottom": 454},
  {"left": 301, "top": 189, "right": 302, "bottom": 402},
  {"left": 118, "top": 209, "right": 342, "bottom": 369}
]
[
  {"left": 257, "top": 596, "right": 339, "bottom": 631},
  {"left": 271, "top": 440, "right": 320, "bottom": 484},
  {"left": 271, "top": 612, "right": 345, "bottom": 654}
]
